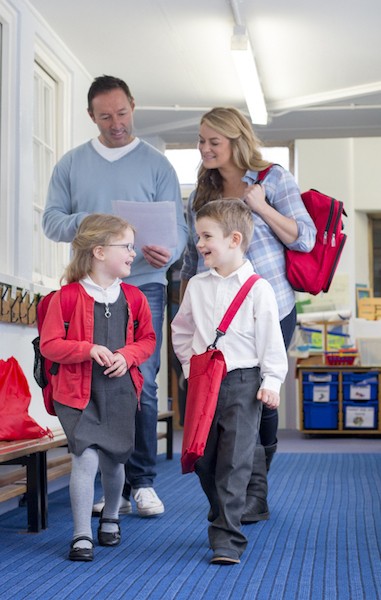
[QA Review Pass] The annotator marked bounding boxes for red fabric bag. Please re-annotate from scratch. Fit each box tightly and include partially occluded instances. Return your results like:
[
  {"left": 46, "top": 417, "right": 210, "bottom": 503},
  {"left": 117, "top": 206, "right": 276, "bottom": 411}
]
[
  {"left": 181, "top": 274, "right": 260, "bottom": 474},
  {"left": 181, "top": 348, "right": 227, "bottom": 474},
  {"left": 0, "top": 357, "right": 51, "bottom": 440},
  {"left": 256, "top": 165, "right": 347, "bottom": 295}
]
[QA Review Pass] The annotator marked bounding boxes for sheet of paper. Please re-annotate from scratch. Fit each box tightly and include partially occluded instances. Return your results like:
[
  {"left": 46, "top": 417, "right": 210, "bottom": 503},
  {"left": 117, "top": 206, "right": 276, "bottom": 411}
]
[{"left": 112, "top": 201, "right": 178, "bottom": 250}]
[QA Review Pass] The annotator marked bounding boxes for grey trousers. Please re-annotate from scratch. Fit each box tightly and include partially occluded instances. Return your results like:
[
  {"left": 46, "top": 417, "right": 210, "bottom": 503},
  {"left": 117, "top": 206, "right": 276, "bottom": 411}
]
[{"left": 195, "top": 367, "right": 262, "bottom": 558}]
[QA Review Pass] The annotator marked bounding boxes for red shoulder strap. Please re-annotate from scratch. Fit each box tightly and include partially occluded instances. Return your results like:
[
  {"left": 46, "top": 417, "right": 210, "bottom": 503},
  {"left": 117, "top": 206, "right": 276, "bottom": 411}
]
[
  {"left": 60, "top": 282, "right": 81, "bottom": 324},
  {"left": 208, "top": 274, "right": 260, "bottom": 350},
  {"left": 255, "top": 164, "right": 273, "bottom": 183},
  {"left": 217, "top": 274, "right": 261, "bottom": 334}
]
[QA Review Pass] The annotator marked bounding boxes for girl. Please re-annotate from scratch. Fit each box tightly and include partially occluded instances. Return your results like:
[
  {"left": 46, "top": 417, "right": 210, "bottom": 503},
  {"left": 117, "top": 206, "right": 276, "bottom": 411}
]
[{"left": 40, "top": 214, "right": 156, "bottom": 561}]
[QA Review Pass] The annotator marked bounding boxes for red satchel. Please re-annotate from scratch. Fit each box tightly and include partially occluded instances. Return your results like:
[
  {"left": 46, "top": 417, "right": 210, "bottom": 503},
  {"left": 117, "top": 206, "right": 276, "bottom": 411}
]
[{"left": 181, "top": 274, "right": 260, "bottom": 474}]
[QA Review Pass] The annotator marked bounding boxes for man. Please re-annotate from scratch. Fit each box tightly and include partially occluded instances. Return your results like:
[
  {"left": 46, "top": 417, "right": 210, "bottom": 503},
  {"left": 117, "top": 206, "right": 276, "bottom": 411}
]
[{"left": 43, "top": 75, "right": 187, "bottom": 517}]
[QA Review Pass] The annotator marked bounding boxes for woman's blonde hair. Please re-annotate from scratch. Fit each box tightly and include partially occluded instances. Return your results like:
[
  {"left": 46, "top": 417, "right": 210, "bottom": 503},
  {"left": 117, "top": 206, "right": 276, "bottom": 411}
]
[
  {"left": 193, "top": 106, "right": 270, "bottom": 212},
  {"left": 196, "top": 198, "right": 254, "bottom": 253},
  {"left": 62, "top": 213, "right": 135, "bottom": 284}
]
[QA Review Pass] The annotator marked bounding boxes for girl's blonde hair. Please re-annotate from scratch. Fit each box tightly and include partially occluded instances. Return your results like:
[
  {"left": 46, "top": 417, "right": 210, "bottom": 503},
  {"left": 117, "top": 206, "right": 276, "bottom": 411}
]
[
  {"left": 196, "top": 198, "right": 254, "bottom": 253},
  {"left": 193, "top": 106, "right": 270, "bottom": 212},
  {"left": 63, "top": 213, "right": 135, "bottom": 283}
]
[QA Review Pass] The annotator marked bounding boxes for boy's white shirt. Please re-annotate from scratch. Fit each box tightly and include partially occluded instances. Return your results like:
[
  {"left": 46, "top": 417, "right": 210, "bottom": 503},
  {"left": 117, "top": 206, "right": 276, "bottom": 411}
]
[{"left": 171, "top": 260, "right": 288, "bottom": 393}]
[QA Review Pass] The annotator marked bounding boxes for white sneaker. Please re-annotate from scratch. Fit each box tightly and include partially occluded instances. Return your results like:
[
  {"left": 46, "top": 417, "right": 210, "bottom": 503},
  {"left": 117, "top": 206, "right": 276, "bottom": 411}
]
[
  {"left": 92, "top": 496, "right": 132, "bottom": 517},
  {"left": 131, "top": 487, "right": 164, "bottom": 517}
]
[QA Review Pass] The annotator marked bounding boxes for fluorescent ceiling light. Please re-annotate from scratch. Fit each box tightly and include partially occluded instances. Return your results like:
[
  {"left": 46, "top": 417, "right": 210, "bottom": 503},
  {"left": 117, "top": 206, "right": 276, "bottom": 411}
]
[{"left": 231, "top": 26, "right": 268, "bottom": 125}]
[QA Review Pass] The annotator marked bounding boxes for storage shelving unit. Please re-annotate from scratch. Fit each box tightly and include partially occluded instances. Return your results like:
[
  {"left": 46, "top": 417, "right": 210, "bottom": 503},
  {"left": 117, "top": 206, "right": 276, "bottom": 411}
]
[{"left": 297, "top": 363, "right": 381, "bottom": 435}]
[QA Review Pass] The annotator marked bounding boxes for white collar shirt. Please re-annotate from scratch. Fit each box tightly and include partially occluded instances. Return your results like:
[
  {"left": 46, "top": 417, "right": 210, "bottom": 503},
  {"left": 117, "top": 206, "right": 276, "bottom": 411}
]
[
  {"left": 171, "top": 260, "right": 288, "bottom": 393},
  {"left": 80, "top": 275, "right": 121, "bottom": 304}
]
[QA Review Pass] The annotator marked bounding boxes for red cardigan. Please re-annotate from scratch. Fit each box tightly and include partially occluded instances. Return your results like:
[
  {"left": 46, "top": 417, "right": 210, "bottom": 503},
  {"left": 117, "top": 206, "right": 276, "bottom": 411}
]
[{"left": 40, "top": 283, "right": 156, "bottom": 410}]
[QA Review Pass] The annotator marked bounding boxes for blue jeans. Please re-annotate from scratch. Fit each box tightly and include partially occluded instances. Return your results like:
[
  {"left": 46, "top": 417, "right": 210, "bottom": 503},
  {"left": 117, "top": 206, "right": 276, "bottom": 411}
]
[{"left": 124, "top": 283, "right": 166, "bottom": 492}]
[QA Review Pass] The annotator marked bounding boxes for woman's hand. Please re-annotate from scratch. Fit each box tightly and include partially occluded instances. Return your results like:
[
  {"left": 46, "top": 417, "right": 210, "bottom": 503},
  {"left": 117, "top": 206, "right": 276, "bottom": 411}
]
[
  {"left": 243, "top": 183, "right": 267, "bottom": 215},
  {"left": 244, "top": 183, "right": 299, "bottom": 245}
]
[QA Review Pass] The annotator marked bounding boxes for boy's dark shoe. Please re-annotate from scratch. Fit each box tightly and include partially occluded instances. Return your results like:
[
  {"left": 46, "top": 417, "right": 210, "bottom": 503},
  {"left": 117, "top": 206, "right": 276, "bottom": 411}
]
[
  {"left": 241, "top": 444, "right": 269, "bottom": 523},
  {"left": 241, "top": 496, "right": 269, "bottom": 523},
  {"left": 210, "top": 550, "right": 240, "bottom": 565}
]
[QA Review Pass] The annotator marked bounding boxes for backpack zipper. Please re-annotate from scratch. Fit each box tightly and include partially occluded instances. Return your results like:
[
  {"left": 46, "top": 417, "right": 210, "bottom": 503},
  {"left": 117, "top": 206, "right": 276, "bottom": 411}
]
[
  {"left": 330, "top": 201, "right": 344, "bottom": 248},
  {"left": 324, "top": 232, "right": 347, "bottom": 292},
  {"left": 324, "top": 198, "right": 335, "bottom": 245}
]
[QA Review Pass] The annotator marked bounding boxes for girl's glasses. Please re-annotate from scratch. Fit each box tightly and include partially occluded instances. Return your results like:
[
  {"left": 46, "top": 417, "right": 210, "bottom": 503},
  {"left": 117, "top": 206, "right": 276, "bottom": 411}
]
[{"left": 104, "top": 243, "right": 135, "bottom": 252}]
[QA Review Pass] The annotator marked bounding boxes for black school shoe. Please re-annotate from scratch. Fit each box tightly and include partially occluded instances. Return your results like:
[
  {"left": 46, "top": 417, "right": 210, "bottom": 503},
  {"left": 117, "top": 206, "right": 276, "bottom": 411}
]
[
  {"left": 97, "top": 517, "right": 121, "bottom": 547},
  {"left": 69, "top": 536, "right": 94, "bottom": 562}
]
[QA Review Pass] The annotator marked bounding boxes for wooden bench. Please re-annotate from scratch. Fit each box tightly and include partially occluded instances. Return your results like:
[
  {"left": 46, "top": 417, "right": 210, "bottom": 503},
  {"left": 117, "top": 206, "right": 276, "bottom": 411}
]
[
  {"left": 157, "top": 410, "right": 175, "bottom": 459},
  {"left": 0, "top": 411, "right": 174, "bottom": 533},
  {"left": 0, "top": 429, "right": 69, "bottom": 533}
]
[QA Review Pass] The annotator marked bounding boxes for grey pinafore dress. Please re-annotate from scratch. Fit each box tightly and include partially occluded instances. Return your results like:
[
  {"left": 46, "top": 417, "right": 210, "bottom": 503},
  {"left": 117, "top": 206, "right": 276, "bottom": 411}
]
[{"left": 54, "top": 292, "right": 137, "bottom": 463}]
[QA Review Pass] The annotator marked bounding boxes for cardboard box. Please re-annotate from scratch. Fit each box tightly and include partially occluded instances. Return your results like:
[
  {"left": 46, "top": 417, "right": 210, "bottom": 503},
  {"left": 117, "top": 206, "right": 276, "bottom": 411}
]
[{"left": 358, "top": 298, "right": 381, "bottom": 320}]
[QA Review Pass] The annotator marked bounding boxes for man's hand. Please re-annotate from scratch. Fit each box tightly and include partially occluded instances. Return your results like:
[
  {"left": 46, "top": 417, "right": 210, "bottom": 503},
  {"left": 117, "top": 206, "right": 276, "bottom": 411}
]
[{"left": 142, "top": 244, "right": 171, "bottom": 268}]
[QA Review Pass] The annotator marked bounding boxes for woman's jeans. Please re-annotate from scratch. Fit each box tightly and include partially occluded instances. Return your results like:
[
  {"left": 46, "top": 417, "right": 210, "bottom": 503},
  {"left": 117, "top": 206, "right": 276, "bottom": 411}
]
[{"left": 259, "top": 305, "right": 297, "bottom": 447}]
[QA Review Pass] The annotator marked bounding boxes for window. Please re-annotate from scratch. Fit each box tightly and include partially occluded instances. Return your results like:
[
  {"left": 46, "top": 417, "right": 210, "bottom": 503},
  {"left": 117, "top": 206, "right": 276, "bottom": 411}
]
[
  {"left": 166, "top": 144, "right": 293, "bottom": 200},
  {"left": 33, "top": 62, "right": 69, "bottom": 286}
]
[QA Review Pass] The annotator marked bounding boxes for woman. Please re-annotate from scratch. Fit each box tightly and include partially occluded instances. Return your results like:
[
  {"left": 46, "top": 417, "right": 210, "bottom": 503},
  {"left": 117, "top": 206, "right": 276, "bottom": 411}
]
[{"left": 180, "top": 107, "right": 316, "bottom": 522}]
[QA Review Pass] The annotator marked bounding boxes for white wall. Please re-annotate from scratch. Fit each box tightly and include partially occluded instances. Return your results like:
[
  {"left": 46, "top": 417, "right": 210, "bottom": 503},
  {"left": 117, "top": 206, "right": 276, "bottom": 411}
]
[
  {"left": 277, "top": 138, "right": 381, "bottom": 429},
  {"left": 296, "top": 137, "right": 381, "bottom": 303}
]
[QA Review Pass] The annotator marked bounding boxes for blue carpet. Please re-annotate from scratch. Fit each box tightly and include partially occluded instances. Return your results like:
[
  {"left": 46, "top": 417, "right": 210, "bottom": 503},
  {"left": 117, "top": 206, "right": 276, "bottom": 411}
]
[{"left": 0, "top": 453, "right": 381, "bottom": 600}]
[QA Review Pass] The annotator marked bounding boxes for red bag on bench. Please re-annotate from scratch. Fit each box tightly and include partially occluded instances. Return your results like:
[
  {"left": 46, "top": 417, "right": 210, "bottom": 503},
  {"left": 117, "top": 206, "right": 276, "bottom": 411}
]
[{"left": 0, "top": 357, "right": 51, "bottom": 440}]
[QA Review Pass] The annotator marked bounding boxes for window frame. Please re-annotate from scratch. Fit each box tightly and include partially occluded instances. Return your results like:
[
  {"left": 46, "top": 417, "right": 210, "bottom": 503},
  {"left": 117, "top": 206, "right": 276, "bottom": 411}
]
[
  {"left": 32, "top": 40, "right": 71, "bottom": 288},
  {"left": 0, "top": 2, "right": 18, "bottom": 277}
]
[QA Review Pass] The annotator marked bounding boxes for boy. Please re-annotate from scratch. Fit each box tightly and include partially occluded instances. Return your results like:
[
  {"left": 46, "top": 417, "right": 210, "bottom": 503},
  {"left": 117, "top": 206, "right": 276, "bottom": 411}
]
[{"left": 171, "top": 199, "right": 288, "bottom": 565}]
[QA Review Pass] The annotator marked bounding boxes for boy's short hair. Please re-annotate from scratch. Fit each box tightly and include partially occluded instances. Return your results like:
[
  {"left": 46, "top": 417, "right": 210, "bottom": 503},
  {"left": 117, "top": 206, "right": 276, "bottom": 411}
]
[{"left": 196, "top": 198, "right": 254, "bottom": 253}]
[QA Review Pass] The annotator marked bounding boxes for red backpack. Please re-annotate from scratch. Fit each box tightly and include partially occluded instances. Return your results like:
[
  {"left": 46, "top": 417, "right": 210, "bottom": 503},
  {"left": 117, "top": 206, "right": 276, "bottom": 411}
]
[
  {"left": 32, "top": 282, "right": 140, "bottom": 415},
  {"left": 256, "top": 166, "right": 347, "bottom": 295}
]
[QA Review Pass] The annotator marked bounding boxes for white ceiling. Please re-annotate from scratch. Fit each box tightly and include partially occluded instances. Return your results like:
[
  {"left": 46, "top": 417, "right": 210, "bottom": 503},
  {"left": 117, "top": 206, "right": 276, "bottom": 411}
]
[{"left": 29, "top": 0, "right": 381, "bottom": 146}]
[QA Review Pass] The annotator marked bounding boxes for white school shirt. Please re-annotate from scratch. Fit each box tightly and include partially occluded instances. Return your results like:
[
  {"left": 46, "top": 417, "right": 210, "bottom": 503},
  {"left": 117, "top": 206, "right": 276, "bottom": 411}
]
[{"left": 171, "top": 260, "right": 288, "bottom": 393}]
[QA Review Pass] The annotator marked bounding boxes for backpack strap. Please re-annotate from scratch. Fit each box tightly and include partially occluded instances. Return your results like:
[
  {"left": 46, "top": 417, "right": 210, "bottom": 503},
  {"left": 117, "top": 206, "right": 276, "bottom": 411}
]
[
  {"left": 208, "top": 274, "right": 261, "bottom": 349},
  {"left": 120, "top": 282, "right": 139, "bottom": 330},
  {"left": 60, "top": 282, "right": 81, "bottom": 325},
  {"left": 49, "top": 282, "right": 80, "bottom": 376},
  {"left": 255, "top": 164, "right": 274, "bottom": 184}
]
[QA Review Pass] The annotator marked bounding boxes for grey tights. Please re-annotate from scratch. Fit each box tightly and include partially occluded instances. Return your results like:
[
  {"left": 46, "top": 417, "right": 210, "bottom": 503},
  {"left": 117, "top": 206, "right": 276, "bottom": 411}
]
[{"left": 70, "top": 447, "right": 124, "bottom": 548}]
